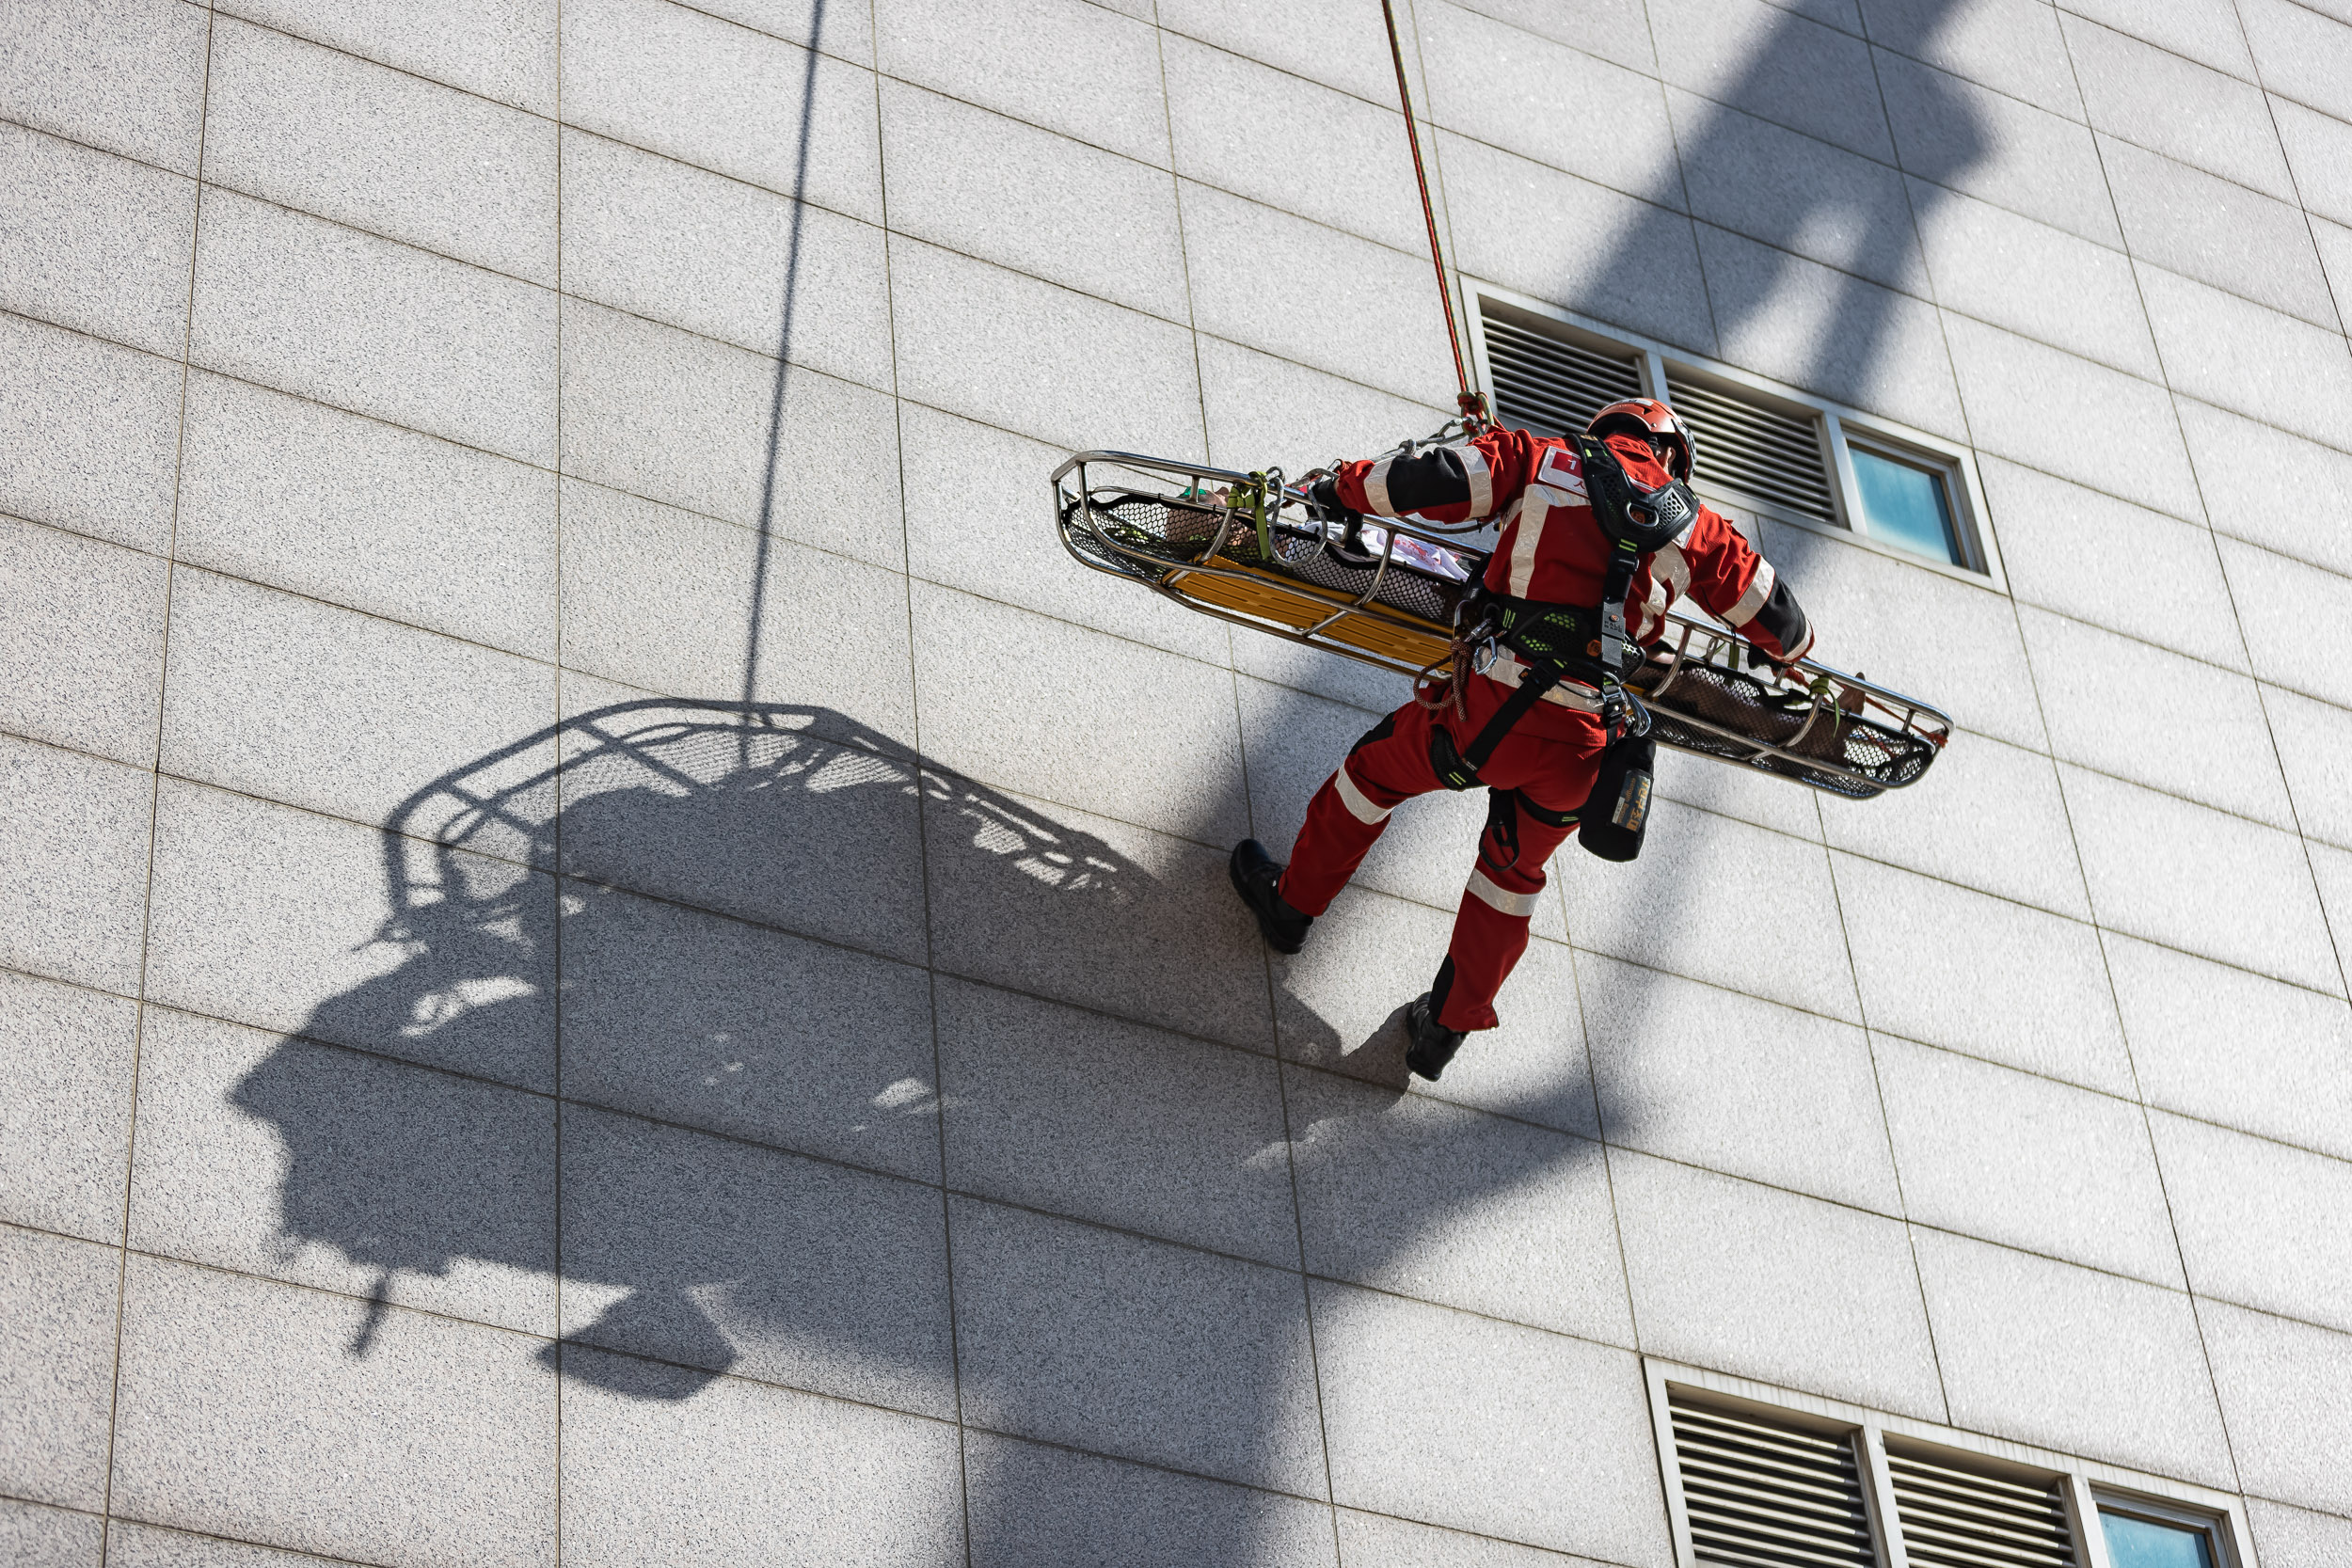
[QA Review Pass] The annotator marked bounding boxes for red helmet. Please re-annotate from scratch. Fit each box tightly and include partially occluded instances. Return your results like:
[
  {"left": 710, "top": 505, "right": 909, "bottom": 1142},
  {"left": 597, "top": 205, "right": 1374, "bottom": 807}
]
[{"left": 1586, "top": 398, "right": 1695, "bottom": 483}]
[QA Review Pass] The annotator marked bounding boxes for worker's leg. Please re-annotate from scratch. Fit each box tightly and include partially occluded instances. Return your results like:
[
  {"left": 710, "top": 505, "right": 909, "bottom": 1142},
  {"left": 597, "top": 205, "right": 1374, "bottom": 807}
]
[
  {"left": 1276, "top": 703, "right": 1444, "bottom": 916},
  {"left": 1431, "top": 732, "right": 1602, "bottom": 1032}
]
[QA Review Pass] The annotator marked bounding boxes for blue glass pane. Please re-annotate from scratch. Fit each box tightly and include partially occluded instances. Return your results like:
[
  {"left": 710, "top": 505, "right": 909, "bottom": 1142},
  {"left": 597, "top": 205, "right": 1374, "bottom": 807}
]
[
  {"left": 2102, "top": 1511, "right": 2217, "bottom": 1568},
  {"left": 1851, "top": 447, "right": 1958, "bottom": 562}
]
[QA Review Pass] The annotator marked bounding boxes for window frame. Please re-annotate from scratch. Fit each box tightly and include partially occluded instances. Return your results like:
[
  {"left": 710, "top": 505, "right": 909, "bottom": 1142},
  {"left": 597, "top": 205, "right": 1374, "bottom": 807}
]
[
  {"left": 1644, "top": 1358, "right": 2250, "bottom": 1568},
  {"left": 2093, "top": 1489, "right": 2238, "bottom": 1568},
  {"left": 1464, "top": 282, "right": 2008, "bottom": 594},
  {"left": 1839, "top": 432, "right": 1974, "bottom": 572}
]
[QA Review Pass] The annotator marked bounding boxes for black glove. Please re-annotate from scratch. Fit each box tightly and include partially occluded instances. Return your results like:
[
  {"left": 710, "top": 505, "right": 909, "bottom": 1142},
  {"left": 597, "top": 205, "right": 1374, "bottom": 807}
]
[{"left": 1305, "top": 477, "right": 1357, "bottom": 525}]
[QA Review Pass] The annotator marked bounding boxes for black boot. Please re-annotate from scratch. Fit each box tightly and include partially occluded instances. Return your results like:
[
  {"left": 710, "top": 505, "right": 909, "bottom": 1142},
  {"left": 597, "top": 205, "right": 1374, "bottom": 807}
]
[
  {"left": 1229, "top": 839, "right": 1311, "bottom": 954},
  {"left": 1405, "top": 991, "right": 1468, "bottom": 1081}
]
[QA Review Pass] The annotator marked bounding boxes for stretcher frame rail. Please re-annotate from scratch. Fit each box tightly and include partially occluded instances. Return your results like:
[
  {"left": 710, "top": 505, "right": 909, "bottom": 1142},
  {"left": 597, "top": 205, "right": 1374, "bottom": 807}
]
[{"left": 1052, "top": 449, "right": 1953, "bottom": 799}]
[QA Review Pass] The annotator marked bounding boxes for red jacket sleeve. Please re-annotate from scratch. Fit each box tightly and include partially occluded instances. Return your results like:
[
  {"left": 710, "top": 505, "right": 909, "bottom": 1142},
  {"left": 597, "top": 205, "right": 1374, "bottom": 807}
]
[
  {"left": 1327, "top": 426, "right": 1542, "bottom": 525},
  {"left": 1673, "top": 507, "right": 1816, "bottom": 665}
]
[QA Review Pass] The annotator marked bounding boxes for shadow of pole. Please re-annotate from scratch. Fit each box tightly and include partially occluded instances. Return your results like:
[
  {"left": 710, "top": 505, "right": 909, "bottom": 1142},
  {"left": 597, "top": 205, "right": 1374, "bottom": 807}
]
[
  {"left": 739, "top": 0, "right": 827, "bottom": 752},
  {"left": 1588, "top": 0, "right": 1987, "bottom": 419}
]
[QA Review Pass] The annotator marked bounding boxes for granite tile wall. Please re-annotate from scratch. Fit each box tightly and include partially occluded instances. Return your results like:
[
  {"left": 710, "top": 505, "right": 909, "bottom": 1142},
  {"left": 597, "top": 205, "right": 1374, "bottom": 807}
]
[{"left": 5, "top": 0, "right": 2350, "bottom": 1560}]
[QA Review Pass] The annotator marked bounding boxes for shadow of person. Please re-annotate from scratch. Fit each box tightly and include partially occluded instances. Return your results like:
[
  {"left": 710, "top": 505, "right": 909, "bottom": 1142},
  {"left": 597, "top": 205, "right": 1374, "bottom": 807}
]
[
  {"left": 227, "top": 694, "right": 1632, "bottom": 1559},
  {"left": 228, "top": 700, "right": 1157, "bottom": 1391}
]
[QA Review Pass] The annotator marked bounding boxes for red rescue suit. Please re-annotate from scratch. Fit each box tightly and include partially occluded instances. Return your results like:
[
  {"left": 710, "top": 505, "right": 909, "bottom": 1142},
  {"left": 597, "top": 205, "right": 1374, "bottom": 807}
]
[{"left": 1277, "top": 426, "right": 1817, "bottom": 1032}]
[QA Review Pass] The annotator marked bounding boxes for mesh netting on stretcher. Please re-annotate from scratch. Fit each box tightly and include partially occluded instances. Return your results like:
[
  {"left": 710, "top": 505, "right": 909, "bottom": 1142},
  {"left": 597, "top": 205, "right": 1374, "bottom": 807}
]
[{"left": 1053, "top": 450, "right": 1951, "bottom": 800}]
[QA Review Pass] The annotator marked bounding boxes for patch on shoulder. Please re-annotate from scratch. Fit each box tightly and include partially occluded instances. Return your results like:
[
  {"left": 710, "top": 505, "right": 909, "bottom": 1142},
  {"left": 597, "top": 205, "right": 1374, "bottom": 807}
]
[{"left": 1534, "top": 446, "right": 1587, "bottom": 502}]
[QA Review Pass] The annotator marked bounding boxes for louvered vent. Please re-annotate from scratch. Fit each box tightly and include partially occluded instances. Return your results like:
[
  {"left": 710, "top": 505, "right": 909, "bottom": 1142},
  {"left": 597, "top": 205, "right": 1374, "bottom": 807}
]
[
  {"left": 1483, "top": 310, "right": 1645, "bottom": 437},
  {"left": 1670, "top": 1393, "right": 1878, "bottom": 1567},
  {"left": 1662, "top": 372, "right": 1836, "bottom": 526},
  {"left": 1886, "top": 1444, "right": 2076, "bottom": 1568}
]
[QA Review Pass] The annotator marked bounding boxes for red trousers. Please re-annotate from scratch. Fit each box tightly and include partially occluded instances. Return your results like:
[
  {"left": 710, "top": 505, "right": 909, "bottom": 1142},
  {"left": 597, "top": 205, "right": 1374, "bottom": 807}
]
[{"left": 1277, "top": 680, "right": 1607, "bottom": 1031}]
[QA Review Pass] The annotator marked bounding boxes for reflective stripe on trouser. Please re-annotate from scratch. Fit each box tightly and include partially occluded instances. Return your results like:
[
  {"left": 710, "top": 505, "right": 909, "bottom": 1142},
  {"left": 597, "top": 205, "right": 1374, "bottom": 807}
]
[{"left": 1276, "top": 686, "right": 1603, "bottom": 1033}]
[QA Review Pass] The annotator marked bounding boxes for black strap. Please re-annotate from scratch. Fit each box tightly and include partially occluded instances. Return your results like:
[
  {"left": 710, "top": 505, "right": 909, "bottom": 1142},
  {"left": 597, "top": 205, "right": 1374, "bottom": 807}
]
[
  {"left": 1459, "top": 660, "right": 1566, "bottom": 774},
  {"left": 1426, "top": 440, "right": 1669, "bottom": 791},
  {"left": 1517, "top": 792, "right": 1580, "bottom": 829}
]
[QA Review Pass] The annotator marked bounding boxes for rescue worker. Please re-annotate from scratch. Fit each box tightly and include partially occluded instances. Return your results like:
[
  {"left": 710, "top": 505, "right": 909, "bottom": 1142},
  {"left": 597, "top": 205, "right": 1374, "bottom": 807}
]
[{"left": 1229, "top": 399, "right": 1816, "bottom": 1080}]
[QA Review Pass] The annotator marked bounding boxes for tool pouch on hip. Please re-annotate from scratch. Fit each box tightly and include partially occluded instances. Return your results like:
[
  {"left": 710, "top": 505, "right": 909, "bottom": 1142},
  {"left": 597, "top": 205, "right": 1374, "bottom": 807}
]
[{"left": 1577, "top": 731, "right": 1657, "bottom": 863}]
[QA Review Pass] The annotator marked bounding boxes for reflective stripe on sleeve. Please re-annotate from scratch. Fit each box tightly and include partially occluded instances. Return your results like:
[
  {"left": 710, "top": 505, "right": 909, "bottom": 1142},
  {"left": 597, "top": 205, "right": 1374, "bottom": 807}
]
[
  {"left": 1652, "top": 542, "right": 1690, "bottom": 599},
  {"left": 1506, "top": 494, "right": 1548, "bottom": 597},
  {"left": 1460, "top": 444, "right": 1494, "bottom": 518},
  {"left": 1724, "top": 559, "right": 1775, "bottom": 628},
  {"left": 1364, "top": 454, "right": 1398, "bottom": 517},
  {"left": 1466, "top": 868, "right": 1543, "bottom": 918},
  {"left": 1334, "top": 764, "right": 1393, "bottom": 825}
]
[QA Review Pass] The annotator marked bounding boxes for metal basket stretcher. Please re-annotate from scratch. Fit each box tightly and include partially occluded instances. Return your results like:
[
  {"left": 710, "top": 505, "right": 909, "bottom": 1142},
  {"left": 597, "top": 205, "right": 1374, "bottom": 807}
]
[{"left": 1053, "top": 449, "right": 1952, "bottom": 800}]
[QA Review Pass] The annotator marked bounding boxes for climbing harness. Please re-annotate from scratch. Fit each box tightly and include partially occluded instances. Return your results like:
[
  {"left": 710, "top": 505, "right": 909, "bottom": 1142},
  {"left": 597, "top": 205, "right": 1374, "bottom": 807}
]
[
  {"left": 1379, "top": 0, "right": 1487, "bottom": 430},
  {"left": 1420, "top": 434, "right": 1684, "bottom": 793}
]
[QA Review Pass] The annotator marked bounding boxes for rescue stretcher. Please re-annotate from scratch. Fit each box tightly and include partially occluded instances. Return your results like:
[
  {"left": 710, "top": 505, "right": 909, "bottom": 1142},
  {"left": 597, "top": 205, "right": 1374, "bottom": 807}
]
[{"left": 1052, "top": 447, "right": 1952, "bottom": 800}]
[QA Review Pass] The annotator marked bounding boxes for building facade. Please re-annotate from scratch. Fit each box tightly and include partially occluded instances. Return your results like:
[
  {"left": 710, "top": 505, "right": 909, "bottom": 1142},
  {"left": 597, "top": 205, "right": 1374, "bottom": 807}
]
[{"left": 4, "top": 0, "right": 2351, "bottom": 1562}]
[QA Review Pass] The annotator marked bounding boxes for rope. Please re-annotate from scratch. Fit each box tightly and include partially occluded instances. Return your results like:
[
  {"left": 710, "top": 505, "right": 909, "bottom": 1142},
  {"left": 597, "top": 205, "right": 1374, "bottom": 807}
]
[{"left": 1379, "top": 0, "right": 1486, "bottom": 429}]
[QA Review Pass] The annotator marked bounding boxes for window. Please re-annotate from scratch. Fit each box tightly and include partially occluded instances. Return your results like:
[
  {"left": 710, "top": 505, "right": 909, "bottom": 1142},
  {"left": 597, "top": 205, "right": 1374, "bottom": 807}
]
[
  {"left": 1471, "top": 294, "right": 1993, "bottom": 579},
  {"left": 1849, "top": 443, "right": 1963, "bottom": 565},
  {"left": 1648, "top": 1367, "right": 2246, "bottom": 1568},
  {"left": 2101, "top": 1504, "right": 2222, "bottom": 1568}
]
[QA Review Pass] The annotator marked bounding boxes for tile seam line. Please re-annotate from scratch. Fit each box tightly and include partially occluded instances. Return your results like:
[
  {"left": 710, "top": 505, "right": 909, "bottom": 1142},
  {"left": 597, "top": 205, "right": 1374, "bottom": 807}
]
[
  {"left": 44, "top": 252, "right": 2352, "bottom": 533},
  {"left": 861, "top": 18, "right": 980, "bottom": 1561},
  {"left": 180, "top": 0, "right": 2144, "bottom": 185},
  {"left": 95, "top": 10, "right": 216, "bottom": 1560},
  {"left": 21, "top": 103, "right": 2352, "bottom": 365},
  {"left": 23, "top": 1182, "right": 1665, "bottom": 1408},
  {"left": 50, "top": 816, "right": 2352, "bottom": 1100},
  {"left": 1854, "top": 1023, "right": 2352, "bottom": 1169},
  {"left": 2054, "top": 19, "right": 2262, "bottom": 1502},
  {"left": 32, "top": 696, "right": 2342, "bottom": 1009},
  {"left": 1152, "top": 0, "right": 1343, "bottom": 1534},
  {"left": 49, "top": 1228, "right": 979, "bottom": 1433},
  {"left": 187, "top": 0, "right": 874, "bottom": 103},
  {"left": 1800, "top": 14, "right": 1956, "bottom": 1383},
  {"left": 114, "top": 970, "right": 1617, "bottom": 1207},
  {"left": 1, "top": 965, "right": 1621, "bottom": 1175},
  {"left": 87, "top": 1506, "right": 397, "bottom": 1568},
  {"left": 18, "top": 25, "right": 1694, "bottom": 309},
  {"left": 2068, "top": 4, "right": 2352, "bottom": 147},
  {"left": 0, "top": 1492, "right": 1697, "bottom": 1568},
  {"left": 1322, "top": 1499, "right": 1653, "bottom": 1568},
  {"left": 4, "top": 96, "right": 2058, "bottom": 381},
  {"left": 21, "top": 704, "right": 2341, "bottom": 1007},
  {"left": 2222, "top": 0, "right": 2352, "bottom": 342},
  {"left": 2207, "top": 0, "right": 2352, "bottom": 1006},
  {"left": 27, "top": 1155, "right": 2352, "bottom": 1393},
  {"left": 49, "top": 996, "right": 2304, "bottom": 1330},
  {"left": 53, "top": 1167, "right": 2352, "bottom": 1408},
  {"left": 38, "top": 1209, "right": 1666, "bottom": 1408},
  {"left": 1593, "top": 0, "right": 1680, "bottom": 1388},
  {"left": 29, "top": 231, "right": 2352, "bottom": 488},
  {"left": 0, "top": 84, "right": 2179, "bottom": 349},
  {"left": 549, "top": 0, "right": 566, "bottom": 1555}
]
